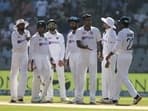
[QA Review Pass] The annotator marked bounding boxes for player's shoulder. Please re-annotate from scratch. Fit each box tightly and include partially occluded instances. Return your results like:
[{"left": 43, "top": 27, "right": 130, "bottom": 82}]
[
  {"left": 76, "top": 26, "right": 83, "bottom": 31},
  {"left": 91, "top": 26, "right": 100, "bottom": 32},
  {"left": 24, "top": 29, "right": 30, "bottom": 34},
  {"left": 56, "top": 31, "right": 64, "bottom": 37},
  {"left": 31, "top": 32, "right": 39, "bottom": 40}
]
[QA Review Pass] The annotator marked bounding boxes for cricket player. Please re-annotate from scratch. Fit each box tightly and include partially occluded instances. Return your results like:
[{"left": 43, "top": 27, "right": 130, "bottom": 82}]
[
  {"left": 29, "top": 20, "right": 52, "bottom": 103},
  {"left": 105, "top": 16, "right": 142, "bottom": 105},
  {"left": 100, "top": 17, "right": 117, "bottom": 104},
  {"left": 10, "top": 19, "right": 31, "bottom": 103},
  {"left": 65, "top": 16, "right": 80, "bottom": 103},
  {"left": 45, "top": 19, "right": 69, "bottom": 102},
  {"left": 75, "top": 13, "right": 102, "bottom": 104}
]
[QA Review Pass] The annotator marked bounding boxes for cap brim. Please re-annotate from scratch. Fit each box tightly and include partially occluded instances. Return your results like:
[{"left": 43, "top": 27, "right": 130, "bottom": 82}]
[{"left": 101, "top": 17, "right": 116, "bottom": 29}]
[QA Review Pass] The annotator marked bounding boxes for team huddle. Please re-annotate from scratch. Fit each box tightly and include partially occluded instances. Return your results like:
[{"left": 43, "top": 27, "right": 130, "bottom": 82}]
[{"left": 9, "top": 13, "right": 142, "bottom": 105}]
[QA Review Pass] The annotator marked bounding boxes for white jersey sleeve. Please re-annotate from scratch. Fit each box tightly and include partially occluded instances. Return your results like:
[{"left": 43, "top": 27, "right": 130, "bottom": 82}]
[
  {"left": 95, "top": 28, "right": 102, "bottom": 42},
  {"left": 112, "top": 28, "right": 134, "bottom": 53},
  {"left": 59, "top": 34, "right": 65, "bottom": 60},
  {"left": 29, "top": 36, "right": 36, "bottom": 60},
  {"left": 112, "top": 31, "right": 123, "bottom": 53},
  {"left": 65, "top": 34, "right": 70, "bottom": 60}
]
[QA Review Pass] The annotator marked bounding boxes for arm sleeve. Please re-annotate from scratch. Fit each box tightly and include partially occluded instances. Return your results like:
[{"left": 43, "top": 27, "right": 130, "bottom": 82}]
[
  {"left": 112, "top": 31, "right": 123, "bottom": 53},
  {"left": 65, "top": 35, "right": 70, "bottom": 60},
  {"left": 29, "top": 37, "right": 35, "bottom": 60},
  {"left": 59, "top": 34, "right": 65, "bottom": 60},
  {"left": 75, "top": 29, "right": 81, "bottom": 41},
  {"left": 96, "top": 28, "right": 102, "bottom": 42}
]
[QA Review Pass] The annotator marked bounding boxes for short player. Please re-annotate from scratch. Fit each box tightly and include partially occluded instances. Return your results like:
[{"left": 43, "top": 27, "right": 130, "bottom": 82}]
[
  {"left": 45, "top": 19, "right": 69, "bottom": 102},
  {"left": 29, "top": 20, "right": 52, "bottom": 103},
  {"left": 105, "top": 16, "right": 142, "bottom": 105},
  {"left": 65, "top": 16, "right": 80, "bottom": 103},
  {"left": 75, "top": 14, "right": 101, "bottom": 104},
  {"left": 100, "top": 17, "right": 117, "bottom": 103},
  {"left": 10, "top": 19, "right": 31, "bottom": 103}
]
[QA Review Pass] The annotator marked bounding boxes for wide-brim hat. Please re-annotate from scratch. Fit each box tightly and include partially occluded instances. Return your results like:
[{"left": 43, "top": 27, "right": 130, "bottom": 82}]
[
  {"left": 16, "top": 19, "right": 29, "bottom": 28},
  {"left": 101, "top": 17, "right": 116, "bottom": 29}
]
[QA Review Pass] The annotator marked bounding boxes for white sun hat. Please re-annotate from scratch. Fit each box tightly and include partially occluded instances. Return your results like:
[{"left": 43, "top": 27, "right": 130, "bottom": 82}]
[
  {"left": 15, "top": 19, "right": 29, "bottom": 28},
  {"left": 13, "top": 19, "right": 29, "bottom": 30},
  {"left": 101, "top": 17, "right": 116, "bottom": 29}
]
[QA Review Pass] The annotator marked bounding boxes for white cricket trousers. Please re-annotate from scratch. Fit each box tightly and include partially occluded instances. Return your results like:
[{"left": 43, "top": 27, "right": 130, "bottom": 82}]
[
  {"left": 77, "top": 50, "right": 97, "bottom": 101},
  {"left": 31, "top": 55, "right": 51, "bottom": 100},
  {"left": 113, "top": 53, "right": 138, "bottom": 100},
  {"left": 47, "top": 60, "right": 67, "bottom": 99},
  {"left": 10, "top": 52, "right": 28, "bottom": 100},
  {"left": 69, "top": 53, "right": 79, "bottom": 98},
  {"left": 101, "top": 55, "right": 116, "bottom": 99}
]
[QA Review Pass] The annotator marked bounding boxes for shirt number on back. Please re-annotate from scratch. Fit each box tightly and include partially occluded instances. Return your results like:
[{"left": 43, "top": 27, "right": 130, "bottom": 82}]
[{"left": 126, "top": 38, "right": 134, "bottom": 50}]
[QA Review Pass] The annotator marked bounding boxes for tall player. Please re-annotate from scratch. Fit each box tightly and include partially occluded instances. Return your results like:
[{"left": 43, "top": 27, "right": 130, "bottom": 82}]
[
  {"left": 65, "top": 16, "right": 80, "bottom": 103},
  {"left": 100, "top": 17, "right": 117, "bottom": 104},
  {"left": 29, "top": 20, "right": 52, "bottom": 103},
  {"left": 105, "top": 16, "right": 142, "bottom": 105},
  {"left": 75, "top": 13, "right": 101, "bottom": 104},
  {"left": 10, "top": 19, "right": 31, "bottom": 103},
  {"left": 45, "top": 19, "right": 69, "bottom": 102}
]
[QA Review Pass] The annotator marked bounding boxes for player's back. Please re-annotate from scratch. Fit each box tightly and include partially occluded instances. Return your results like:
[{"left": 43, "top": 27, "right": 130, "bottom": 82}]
[{"left": 117, "top": 28, "right": 134, "bottom": 54}]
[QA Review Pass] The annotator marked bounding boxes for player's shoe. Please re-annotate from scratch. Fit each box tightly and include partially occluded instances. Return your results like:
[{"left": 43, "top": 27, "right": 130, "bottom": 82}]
[
  {"left": 31, "top": 97, "right": 41, "bottom": 103},
  {"left": 133, "top": 95, "right": 142, "bottom": 105},
  {"left": 111, "top": 100, "right": 118, "bottom": 105},
  {"left": 61, "top": 97, "right": 70, "bottom": 103},
  {"left": 46, "top": 98, "right": 53, "bottom": 103},
  {"left": 18, "top": 98, "right": 24, "bottom": 103},
  {"left": 99, "top": 98, "right": 112, "bottom": 104},
  {"left": 10, "top": 99, "right": 17, "bottom": 103},
  {"left": 90, "top": 98, "right": 96, "bottom": 104},
  {"left": 69, "top": 98, "right": 84, "bottom": 104}
]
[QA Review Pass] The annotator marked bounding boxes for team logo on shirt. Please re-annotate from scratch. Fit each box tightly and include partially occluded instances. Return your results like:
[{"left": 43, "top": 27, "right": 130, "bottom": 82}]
[
  {"left": 48, "top": 41, "right": 59, "bottom": 44},
  {"left": 82, "top": 36, "right": 93, "bottom": 40},
  {"left": 56, "top": 37, "right": 59, "bottom": 39},
  {"left": 90, "top": 31, "right": 93, "bottom": 35},
  {"left": 69, "top": 40, "right": 75, "bottom": 43}
]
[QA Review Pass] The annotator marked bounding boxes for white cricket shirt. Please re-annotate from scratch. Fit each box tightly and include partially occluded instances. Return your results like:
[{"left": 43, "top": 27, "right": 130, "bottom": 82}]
[
  {"left": 11, "top": 29, "right": 31, "bottom": 53},
  {"left": 76, "top": 26, "right": 101, "bottom": 51},
  {"left": 112, "top": 28, "right": 134, "bottom": 54},
  {"left": 45, "top": 31, "right": 65, "bottom": 61}
]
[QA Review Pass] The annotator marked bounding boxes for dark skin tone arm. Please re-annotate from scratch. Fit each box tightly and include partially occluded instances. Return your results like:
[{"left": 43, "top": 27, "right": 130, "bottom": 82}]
[
  {"left": 77, "top": 40, "right": 92, "bottom": 50},
  {"left": 97, "top": 41, "right": 103, "bottom": 61},
  {"left": 105, "top": 52, "right": 114, "bottom": 68}
]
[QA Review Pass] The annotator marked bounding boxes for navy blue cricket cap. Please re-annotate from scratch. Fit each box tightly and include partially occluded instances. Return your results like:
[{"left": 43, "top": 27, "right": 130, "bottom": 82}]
[
  {"left": 37, "top": 20, "right": 46, "bottom": 28},
  {"left": 47, "top": 19, "right": 56, "bottom": 24},
  {"left": 118, "top": 16, "right": 131, "bottom": 25},
  {"left": 82, "top": 13, "right": 92, "bottom": 19},
  {"left": 68, "top": 16, "right": 79, "bottom": 22}
]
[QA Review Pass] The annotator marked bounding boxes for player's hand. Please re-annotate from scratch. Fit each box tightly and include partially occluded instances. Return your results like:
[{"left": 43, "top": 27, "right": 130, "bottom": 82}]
[
  {"left": 86, "top": 45, "right": 93, "bottom": 51},
  {"left": 105, "top": 60, "right": 110, "bottom": 68},
  {"left": 97, "top": 52, "right": 103, "bottom": 61},
  {"left": 26, "top": 37, "right": 30, "bottom": 41},
  {"left": 50, "top": 58, "right": 56, "bottom": 69},
  {"left": 64, "top": 59, "right": 69, "bottom": 67},
  {"left": 58, "top": 60, "right": 64, "bottom": 67},
  {"left": 28, "top": 59, "right": 36, "bottom": 71}
]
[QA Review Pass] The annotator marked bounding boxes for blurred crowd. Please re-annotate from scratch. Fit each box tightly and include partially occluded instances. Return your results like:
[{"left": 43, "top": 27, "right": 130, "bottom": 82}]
[{"left": 0, "top": 0, "right": 147, "bottom": 71}]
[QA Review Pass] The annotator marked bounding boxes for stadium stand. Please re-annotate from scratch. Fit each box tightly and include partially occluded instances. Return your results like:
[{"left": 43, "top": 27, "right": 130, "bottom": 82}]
[{"left": 0, "top": 0, "right": 147, "bottom": 72}]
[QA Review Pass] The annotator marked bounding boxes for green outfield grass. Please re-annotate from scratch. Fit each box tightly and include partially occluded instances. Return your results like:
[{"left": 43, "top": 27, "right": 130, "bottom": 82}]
[
  {"left": 0, "top": 70, "right": 148, "bottom": 92},
  {"left": 0, "top": 106, "right": 138, "bottom": 111}
]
